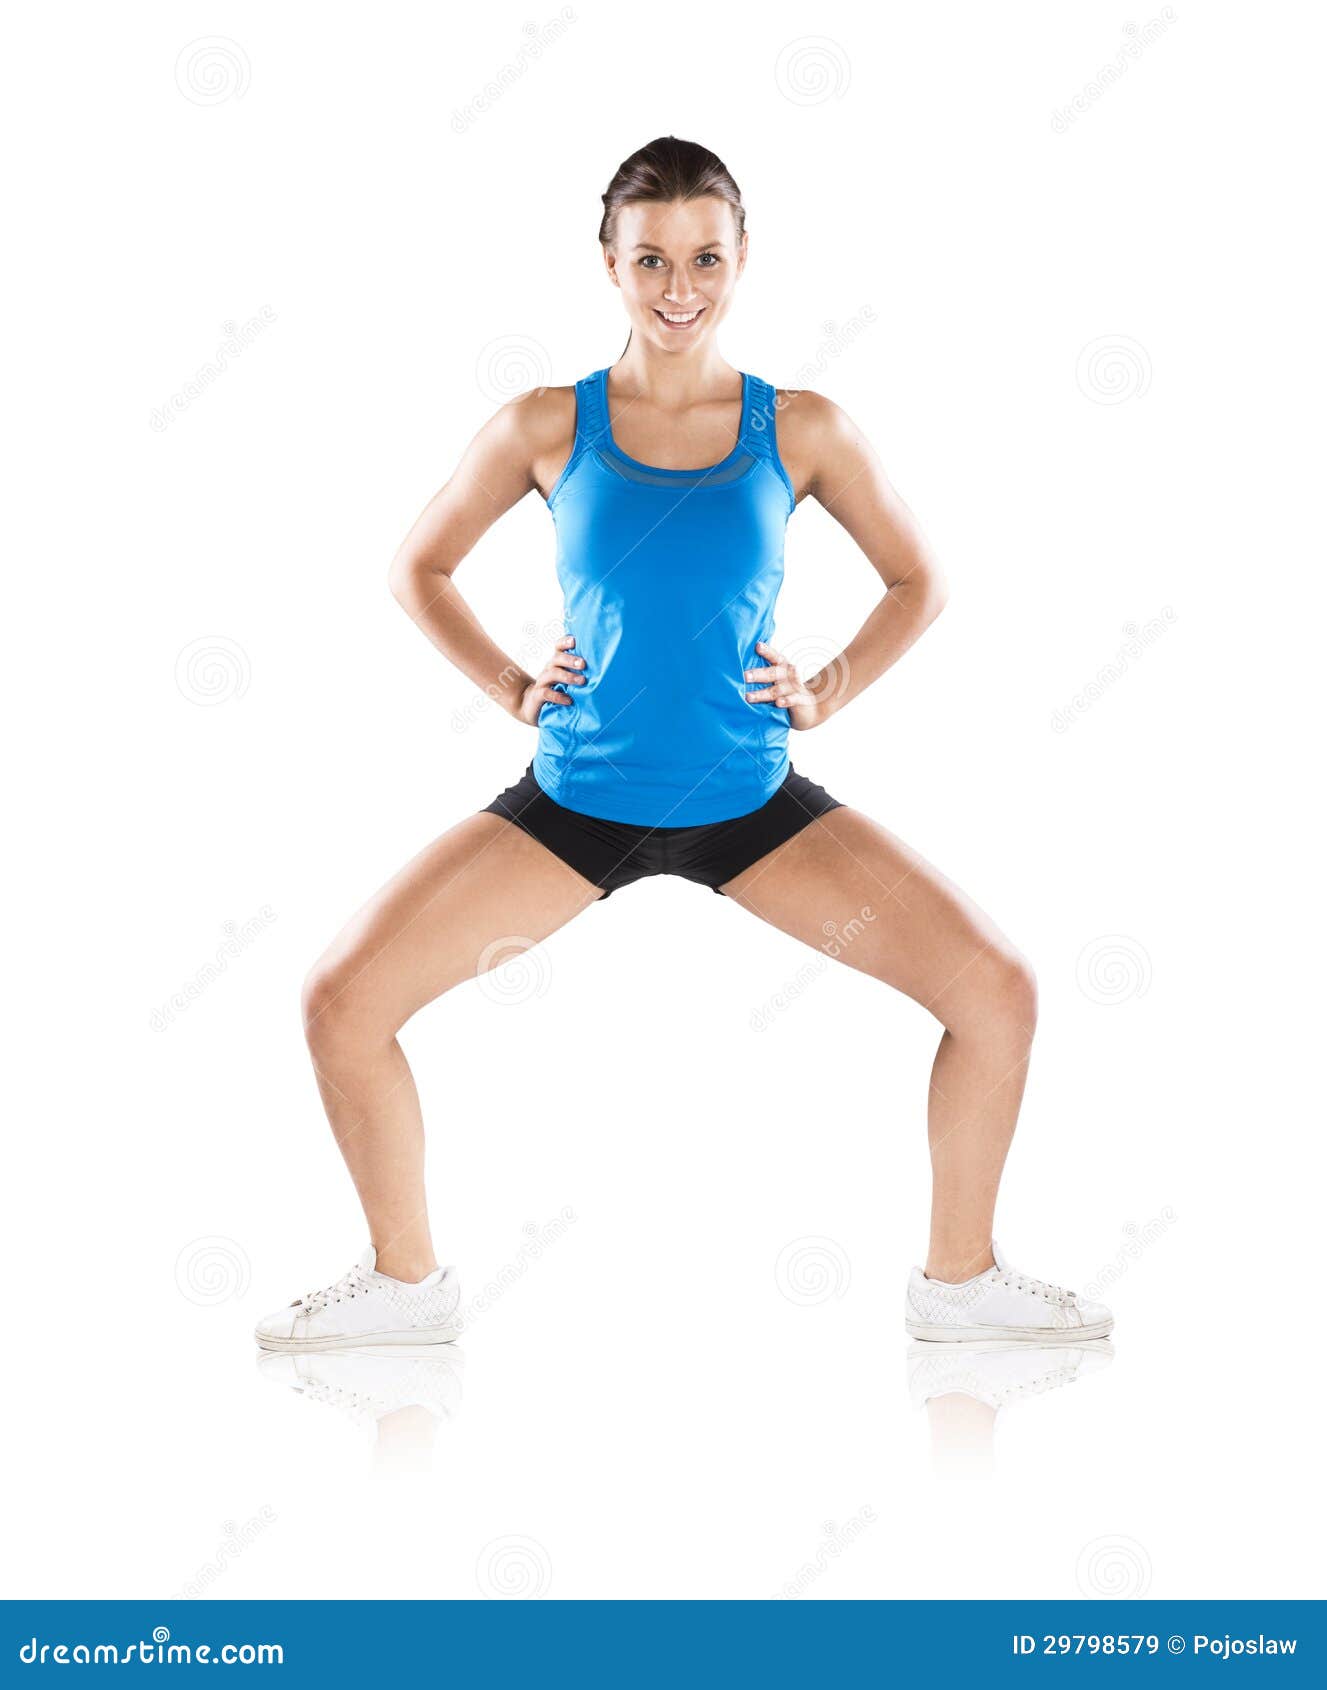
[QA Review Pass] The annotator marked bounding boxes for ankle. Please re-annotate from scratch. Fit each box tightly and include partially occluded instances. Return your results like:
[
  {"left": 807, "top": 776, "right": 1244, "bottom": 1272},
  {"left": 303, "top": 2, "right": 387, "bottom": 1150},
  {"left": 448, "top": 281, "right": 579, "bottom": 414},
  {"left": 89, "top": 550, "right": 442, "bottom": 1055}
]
[
  {"left": 374, "top": 1251, "right": 439, "bottom": 1284},
  {"left": 924, "top": 1244, "right": 996, "bottom": 1284}
]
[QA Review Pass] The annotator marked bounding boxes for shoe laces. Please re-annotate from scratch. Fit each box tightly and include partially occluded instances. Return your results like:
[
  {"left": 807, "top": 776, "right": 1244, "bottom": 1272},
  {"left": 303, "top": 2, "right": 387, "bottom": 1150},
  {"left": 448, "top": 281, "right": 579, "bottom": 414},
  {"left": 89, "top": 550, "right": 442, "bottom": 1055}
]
[
  {"left": 994, "top": 1267, "right": 1077, "bottom": 1306},
  {"left": 296, "top": 1262, "right": 372, "bottom": 1315}
]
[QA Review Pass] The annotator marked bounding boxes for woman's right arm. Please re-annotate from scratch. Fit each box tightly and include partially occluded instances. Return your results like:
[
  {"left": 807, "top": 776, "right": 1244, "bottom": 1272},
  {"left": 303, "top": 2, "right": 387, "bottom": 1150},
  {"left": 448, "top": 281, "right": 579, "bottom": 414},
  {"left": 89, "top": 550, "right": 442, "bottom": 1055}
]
[{"left": 387, "top": 387, "right": 584, "bottom": 725}]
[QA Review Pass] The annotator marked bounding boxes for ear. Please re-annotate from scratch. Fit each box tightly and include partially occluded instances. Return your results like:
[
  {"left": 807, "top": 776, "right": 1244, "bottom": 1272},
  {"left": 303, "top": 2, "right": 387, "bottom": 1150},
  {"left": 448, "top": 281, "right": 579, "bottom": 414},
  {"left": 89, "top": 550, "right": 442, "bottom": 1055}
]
[
  {"left": 735, "top": 230, "right": 749, "bottom": 280},
  {"left": 603, "top": 246, "right": 620, "bottom": 289}
]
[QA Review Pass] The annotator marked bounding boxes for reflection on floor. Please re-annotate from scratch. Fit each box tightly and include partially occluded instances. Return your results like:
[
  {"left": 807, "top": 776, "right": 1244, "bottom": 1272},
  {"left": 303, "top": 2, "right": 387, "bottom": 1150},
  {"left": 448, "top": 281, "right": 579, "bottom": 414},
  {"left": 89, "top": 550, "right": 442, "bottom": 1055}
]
[
  {"left": 906, "top": 1339, "right": 1114, "bottom": 1474},
  {"left": 256, "top": 1345, "right": 465, "bottom": 1475},
  {"left": 255, "top": 1336, "right": 1113, "bottom": 1481}
]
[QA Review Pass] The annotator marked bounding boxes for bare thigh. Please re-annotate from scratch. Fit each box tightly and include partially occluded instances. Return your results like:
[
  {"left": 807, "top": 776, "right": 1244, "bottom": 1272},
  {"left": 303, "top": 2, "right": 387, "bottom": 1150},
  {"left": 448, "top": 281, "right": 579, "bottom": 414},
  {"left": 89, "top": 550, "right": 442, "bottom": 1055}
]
[
  {"left": 304, "top": 810, "right": 604, "bottom": 1036},
  {"left": 717, "top": 807, "right": 1033, "bottom": 1025}
]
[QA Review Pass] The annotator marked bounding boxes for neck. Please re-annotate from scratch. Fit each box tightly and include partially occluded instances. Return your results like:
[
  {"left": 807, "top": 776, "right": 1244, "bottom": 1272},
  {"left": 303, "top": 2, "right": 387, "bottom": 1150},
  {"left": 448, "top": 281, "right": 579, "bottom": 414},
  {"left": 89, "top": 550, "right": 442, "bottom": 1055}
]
[{"left": 612, "top": 341, "right": 739, "bottom": 405}]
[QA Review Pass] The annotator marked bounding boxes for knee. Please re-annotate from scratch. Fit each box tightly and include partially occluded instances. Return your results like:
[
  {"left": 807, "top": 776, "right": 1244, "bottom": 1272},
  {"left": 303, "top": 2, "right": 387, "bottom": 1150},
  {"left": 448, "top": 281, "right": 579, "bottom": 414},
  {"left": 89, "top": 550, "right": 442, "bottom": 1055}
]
[
  {"left": 301, "top": 955, "right": 384, "bottom": 1059},
  {"left": 1000, "top": 948, "right": 1038, "bottom": 1038},
  {"left": 986, "top": 946, "right": 1038, "bottom": 1040},
  {"left": 944, "top": 945, "right": 1038, "bottom": 1044}
]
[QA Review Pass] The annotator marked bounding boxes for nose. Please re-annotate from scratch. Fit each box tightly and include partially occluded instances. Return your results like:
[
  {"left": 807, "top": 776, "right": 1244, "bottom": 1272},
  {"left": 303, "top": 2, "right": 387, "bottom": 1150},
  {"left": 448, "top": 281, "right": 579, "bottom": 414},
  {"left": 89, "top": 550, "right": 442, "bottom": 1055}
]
[{"left": 663, "top": 271, "right": 698, "bottom": 306}]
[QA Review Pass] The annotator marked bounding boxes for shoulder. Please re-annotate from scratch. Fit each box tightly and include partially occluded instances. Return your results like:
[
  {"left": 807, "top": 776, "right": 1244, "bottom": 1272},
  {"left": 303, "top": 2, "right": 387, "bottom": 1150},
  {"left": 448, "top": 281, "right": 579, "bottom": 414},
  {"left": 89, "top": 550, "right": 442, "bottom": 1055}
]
[
  {"left": 767, "top": 387, "right": 870, "bottom": 499},
  {"left": 480, "top": 381, "right": 578, "bottom": 457},
  {"left": 770, "top": 387, "right": 860, "bottom": 453}
]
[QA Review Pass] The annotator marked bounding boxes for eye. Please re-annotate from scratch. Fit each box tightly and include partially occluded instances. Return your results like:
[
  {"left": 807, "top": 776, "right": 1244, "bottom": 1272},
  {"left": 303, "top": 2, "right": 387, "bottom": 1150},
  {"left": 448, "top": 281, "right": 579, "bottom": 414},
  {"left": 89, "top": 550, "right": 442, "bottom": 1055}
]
[
  {"left": 696, "top": 252, "right": 721, "bottom": 267},
  {"left": 638, "top": 255, "right": 665, "bottom": 269}
]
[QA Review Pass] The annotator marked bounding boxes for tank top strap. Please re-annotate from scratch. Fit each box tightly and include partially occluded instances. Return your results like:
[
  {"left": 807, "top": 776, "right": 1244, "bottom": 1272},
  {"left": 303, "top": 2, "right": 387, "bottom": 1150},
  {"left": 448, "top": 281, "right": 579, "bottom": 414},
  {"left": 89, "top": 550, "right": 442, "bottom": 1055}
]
[
  {"left": 545, "top": 369, "right": 612, "bottom": 504},
  {"left": 739, "top": 374, "right": 795, "bottom": 514},
  {"left": 738, "top": 373, "right": 780, "bottom": 459},
  {"left": 576, "top": 367, "right": 611, "bottom": 451}
]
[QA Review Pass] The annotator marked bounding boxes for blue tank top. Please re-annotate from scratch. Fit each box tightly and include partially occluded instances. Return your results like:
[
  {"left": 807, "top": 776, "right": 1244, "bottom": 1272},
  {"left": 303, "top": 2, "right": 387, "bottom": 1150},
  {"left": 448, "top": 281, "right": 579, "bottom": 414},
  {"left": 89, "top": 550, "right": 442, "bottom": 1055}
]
[{"left": 532, "top": 365, "right": 797, "bottom": 826}]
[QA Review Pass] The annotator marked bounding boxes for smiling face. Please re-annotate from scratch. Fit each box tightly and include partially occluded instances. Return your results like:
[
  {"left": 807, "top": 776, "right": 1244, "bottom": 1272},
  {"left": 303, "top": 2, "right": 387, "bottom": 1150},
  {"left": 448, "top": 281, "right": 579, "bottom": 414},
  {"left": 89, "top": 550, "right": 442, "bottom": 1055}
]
[{"left": 604, "top": 196, "right": 746, "bottom": 350}]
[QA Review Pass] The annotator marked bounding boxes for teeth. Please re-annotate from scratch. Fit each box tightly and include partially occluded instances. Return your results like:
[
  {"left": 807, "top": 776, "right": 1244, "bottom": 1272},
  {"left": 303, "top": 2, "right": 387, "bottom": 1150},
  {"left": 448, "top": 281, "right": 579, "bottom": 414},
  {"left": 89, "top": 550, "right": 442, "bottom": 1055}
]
[{"left": 660, "top": 310, "right": 700, "bottom": 323}]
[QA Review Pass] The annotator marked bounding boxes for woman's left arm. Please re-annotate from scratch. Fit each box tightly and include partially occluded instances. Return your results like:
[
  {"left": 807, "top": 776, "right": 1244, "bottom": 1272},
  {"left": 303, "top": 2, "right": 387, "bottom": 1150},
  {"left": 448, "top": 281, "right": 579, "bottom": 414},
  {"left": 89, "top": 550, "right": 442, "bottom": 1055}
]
[{"left": 743, "top": 391, "right": 948, "bottom": 729}]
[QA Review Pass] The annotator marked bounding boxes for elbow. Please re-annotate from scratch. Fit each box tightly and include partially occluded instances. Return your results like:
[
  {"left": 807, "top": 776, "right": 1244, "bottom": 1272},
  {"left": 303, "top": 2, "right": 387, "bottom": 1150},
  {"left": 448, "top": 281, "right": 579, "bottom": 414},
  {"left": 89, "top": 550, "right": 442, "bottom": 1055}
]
[
  {"left": 388, "top": 548, "right": 422, "bottom": 607},
  {"left": 894, "top": 561, "right": 948, "bottom": 625},
  {"left": 390, "top": 548, "right": 455, "bottom": 619},
  {"left": 916, "top": 555, "right": 949, "bottom": 624}
]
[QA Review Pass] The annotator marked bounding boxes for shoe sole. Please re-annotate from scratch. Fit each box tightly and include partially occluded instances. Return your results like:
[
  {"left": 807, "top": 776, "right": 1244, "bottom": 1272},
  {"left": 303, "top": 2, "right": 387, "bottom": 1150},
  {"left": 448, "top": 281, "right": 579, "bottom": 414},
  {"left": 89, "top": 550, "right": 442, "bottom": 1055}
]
[
  {"left": 254, "top": 1323, "right": 462, "bottom": 1353},
  {"left": 905, "top": 1318, "right": 1114, "bottom": 1344}
]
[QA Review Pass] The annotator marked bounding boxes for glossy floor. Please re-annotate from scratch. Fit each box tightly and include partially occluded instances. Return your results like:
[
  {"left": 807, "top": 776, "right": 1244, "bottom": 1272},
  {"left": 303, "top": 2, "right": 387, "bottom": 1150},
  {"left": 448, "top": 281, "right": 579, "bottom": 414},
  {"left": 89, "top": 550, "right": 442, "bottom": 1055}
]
[{"left": 6, "top": 1264, "right": 1315, "bottom": 1601}]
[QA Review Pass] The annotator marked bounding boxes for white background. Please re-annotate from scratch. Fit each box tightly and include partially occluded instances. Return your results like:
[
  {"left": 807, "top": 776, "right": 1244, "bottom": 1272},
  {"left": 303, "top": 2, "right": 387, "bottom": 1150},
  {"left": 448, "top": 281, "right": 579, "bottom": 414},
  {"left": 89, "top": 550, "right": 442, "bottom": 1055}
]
[{"left": 4, "top": 0, "right": 1324, "bottom": 1602}]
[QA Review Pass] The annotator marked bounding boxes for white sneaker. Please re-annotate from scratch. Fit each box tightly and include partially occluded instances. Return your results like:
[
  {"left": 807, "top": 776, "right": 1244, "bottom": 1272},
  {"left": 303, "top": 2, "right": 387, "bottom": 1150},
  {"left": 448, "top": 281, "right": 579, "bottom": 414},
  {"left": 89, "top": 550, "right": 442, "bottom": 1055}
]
[
  {"left": 904, "top": 1241, "right": 1113, "bottom": 1343},
  {"left": 254, "top": 1246, "right": 462, "bottom": 1352}
]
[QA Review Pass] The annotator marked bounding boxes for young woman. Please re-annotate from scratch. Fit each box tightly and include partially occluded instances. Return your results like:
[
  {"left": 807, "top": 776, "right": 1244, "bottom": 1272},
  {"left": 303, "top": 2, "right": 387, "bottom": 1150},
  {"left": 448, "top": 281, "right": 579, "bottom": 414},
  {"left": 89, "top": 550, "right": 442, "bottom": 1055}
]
[{"left": 255, "top": 137, "right": 1112, "bottom": 1353}]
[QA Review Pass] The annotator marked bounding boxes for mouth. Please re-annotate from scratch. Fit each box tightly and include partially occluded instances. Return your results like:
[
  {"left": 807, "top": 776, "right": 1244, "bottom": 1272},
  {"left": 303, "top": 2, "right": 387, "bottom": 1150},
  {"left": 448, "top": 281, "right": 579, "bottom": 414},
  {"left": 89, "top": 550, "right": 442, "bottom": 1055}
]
[{"left": 653, "top": 307, "right": 706, "bottom": 331}]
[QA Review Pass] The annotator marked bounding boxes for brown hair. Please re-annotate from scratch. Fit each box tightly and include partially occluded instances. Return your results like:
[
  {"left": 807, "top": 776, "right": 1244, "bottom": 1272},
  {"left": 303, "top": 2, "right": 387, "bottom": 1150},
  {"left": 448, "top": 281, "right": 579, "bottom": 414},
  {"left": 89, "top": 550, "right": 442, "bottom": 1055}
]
[
  {"left": 598, "top": 137, "right": 746, "bottom": 356},
  {"left": 598, "top": 135, "right": 746, "bottom": 250},
  {"left": 601, "top": 135, "right": 743, "bottom": 246}
]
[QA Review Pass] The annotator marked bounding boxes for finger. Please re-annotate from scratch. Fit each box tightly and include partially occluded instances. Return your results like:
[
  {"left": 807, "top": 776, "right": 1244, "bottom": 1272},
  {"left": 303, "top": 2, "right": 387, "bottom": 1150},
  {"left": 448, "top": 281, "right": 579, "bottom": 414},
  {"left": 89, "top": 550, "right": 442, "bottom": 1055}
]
[
  {"left": 557, "top": 634, "right": 577, "bottom": 648},
  {"left": 747, "top": 686, "right": 811, "bottom": 708},
  {"left": 755, "top": 640, "right": 785, "bottom": 664},
  {"left": 742, "top": 664, "right": 787, "bottom": 683},
  {"left": 542, "top": 684, "right": 574, "bottom": 705},
  {"left": 550, "top": 655, "right": 586, "bottom": 675}
]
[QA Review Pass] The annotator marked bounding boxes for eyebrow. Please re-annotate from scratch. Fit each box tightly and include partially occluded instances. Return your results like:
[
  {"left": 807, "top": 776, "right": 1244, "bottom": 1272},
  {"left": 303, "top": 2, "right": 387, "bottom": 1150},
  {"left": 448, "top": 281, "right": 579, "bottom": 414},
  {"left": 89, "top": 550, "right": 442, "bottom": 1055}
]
[{"left": 631, "top": 241, "right": 726, "bottom": 253}]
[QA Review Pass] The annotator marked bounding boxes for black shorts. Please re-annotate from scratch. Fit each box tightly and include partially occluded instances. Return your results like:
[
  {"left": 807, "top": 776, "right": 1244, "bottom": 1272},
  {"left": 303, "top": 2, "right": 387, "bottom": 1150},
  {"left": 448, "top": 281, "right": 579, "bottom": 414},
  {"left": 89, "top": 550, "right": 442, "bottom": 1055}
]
[{"left": 481, "top": 763, "right": 845, "bottom": 899}]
